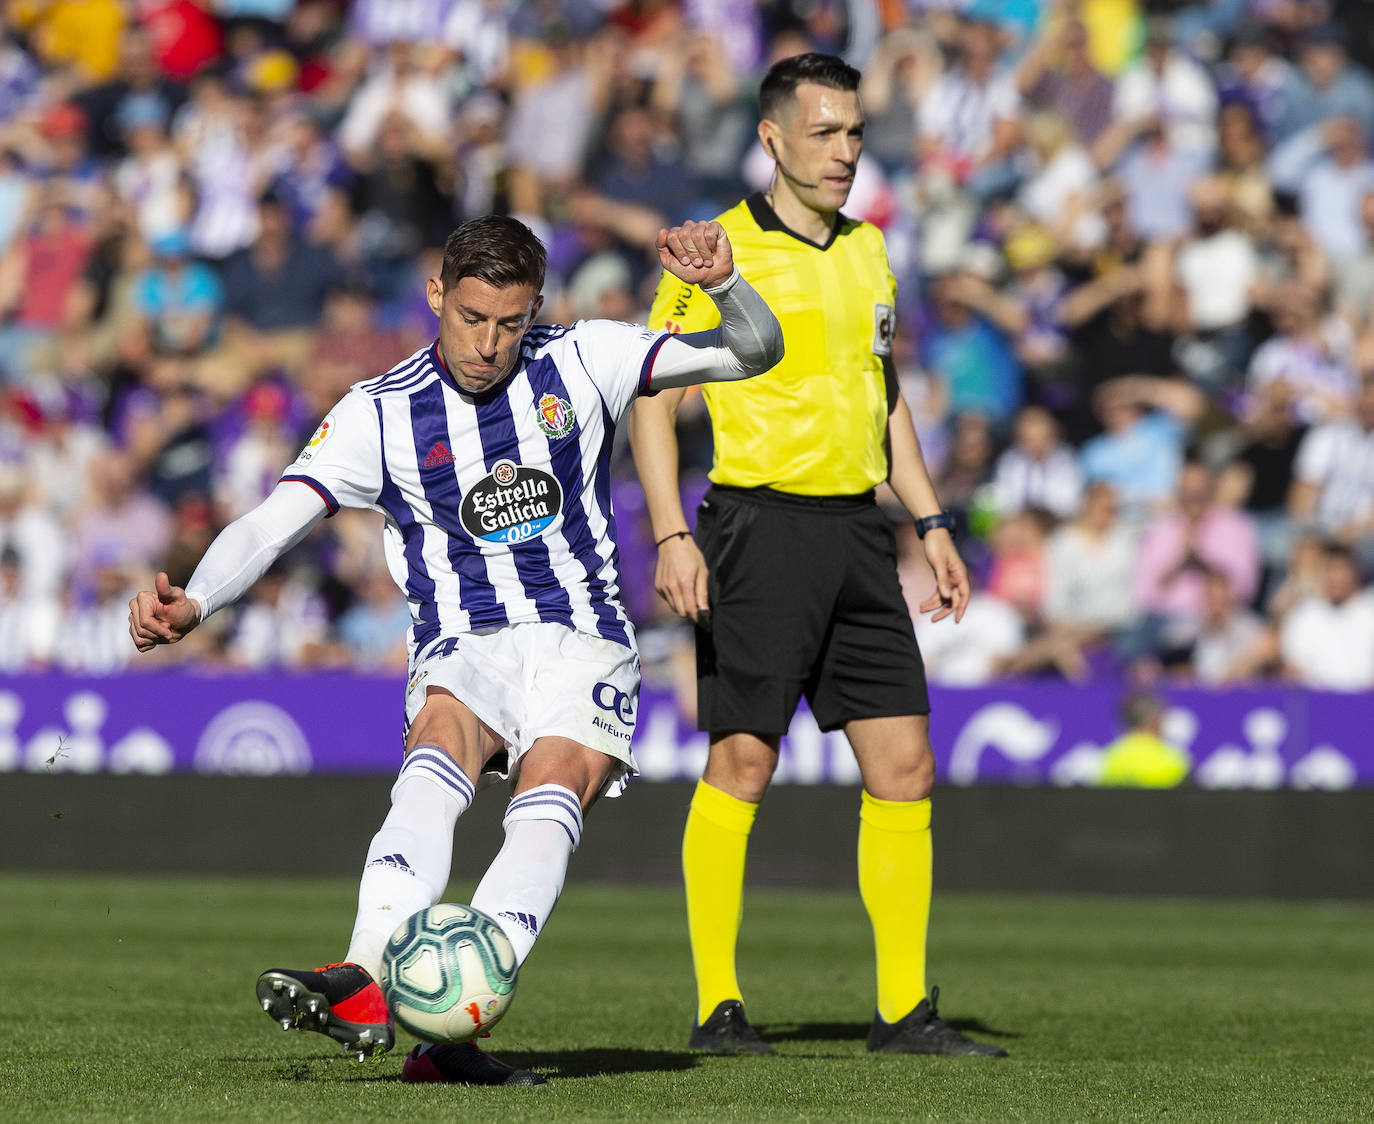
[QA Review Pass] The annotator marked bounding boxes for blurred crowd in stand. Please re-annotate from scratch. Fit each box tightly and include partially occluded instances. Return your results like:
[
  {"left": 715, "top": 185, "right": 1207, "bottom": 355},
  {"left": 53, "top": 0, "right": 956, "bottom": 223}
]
[{"left": 3, "top": 0, "right": 1374, "bottom": 702}]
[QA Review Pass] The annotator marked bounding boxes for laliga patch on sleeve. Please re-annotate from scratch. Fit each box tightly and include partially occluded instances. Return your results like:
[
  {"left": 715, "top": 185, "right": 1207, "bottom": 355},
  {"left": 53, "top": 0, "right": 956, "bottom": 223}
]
[
  {"left": 296, "top": 413, "right": 334, "bottom": 464},
  {"left": 872, "top": 303, "right": 895, "bottom": 357}
]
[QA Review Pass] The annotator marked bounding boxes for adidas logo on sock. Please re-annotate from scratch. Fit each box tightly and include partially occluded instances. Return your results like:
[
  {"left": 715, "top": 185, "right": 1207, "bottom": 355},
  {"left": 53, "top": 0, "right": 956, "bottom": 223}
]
[
  {"left": 366, "top": 853, "right": 414, "bottom": 874},
  {"left": 499, "top": 911, "right": 539, "bottom": 937},
  {"left": 422, "top": 442, "right": 455, "bottom": 468}
]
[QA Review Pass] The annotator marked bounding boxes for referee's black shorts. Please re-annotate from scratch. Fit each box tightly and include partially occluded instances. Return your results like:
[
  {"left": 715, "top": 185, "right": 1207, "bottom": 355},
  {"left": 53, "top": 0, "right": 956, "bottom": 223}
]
[{"left": 693, "top": 484, "right": 930, "bottom": 736}]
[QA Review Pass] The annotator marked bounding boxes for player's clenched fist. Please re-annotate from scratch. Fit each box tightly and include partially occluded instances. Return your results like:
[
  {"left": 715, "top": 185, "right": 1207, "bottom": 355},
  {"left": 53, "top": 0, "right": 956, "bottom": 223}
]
[
  {"left": 128, "top": 571, "right": 202, "bottom": 651},
  {"left": 658, "top": 220, "right": 734, "bottom": 290}
]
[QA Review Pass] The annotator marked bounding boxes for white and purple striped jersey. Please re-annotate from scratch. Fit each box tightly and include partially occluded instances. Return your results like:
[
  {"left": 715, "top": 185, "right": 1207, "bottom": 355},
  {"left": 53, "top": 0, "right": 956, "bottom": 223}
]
[{"left": 282, "top": 320, "right": 671, "bottom": 654}]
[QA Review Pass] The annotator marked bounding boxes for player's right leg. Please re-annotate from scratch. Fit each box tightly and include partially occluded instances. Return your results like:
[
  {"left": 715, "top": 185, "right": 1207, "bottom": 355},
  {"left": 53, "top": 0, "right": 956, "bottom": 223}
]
[
  {"left": 402, "top": 733, "right": 615, "bottom": 1087},
  {"left": 258, "top": 685, "right": 497, "bottom": 1059},
  {"left": 683, "top": 732, "right": 778, "bottom": 1054}
]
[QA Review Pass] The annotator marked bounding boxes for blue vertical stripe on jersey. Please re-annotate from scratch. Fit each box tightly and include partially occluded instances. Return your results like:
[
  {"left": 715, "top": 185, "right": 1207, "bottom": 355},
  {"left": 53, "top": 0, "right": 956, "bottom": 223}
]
[
  {"left": 527, "top": 357, "right": 629, "bottom": 645},
  {"left": 407, "top": 381, "right": 507, "bottom": 629},
  {"left": 374, "top": 398, "right": 440, "bottom": 653},
  {"left": 472, "top": 382, "right": 575, "bottom": 626}
]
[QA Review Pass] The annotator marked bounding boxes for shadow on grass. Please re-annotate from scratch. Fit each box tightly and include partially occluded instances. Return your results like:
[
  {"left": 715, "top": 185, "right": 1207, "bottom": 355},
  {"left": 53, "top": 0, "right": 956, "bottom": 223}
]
[
  {"left": 760, "top": 1018, "right": 1022, "bottom": 1044},
  {"left": 492, "top": 1048, "right": 700, "bottom": 1079},
  {"left": 252, "top": 1047, "right": 701, "bottom": 1083}
]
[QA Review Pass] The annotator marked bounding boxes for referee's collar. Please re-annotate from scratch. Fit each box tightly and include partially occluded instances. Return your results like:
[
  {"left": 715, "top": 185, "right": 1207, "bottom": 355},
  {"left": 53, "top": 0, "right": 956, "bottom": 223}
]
[{"left": 746, "top": 192, "right": 845, "bottom": 251}]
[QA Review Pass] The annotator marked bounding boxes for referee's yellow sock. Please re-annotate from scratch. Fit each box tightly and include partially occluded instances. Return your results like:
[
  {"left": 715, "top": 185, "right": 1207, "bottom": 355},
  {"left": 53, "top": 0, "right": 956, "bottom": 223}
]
[
  {"left": 683, "top": 779, "right": 758, "bottom": 1025},
  {"left": 858, "top": 791, "right": 933, "bottom": 1023}
]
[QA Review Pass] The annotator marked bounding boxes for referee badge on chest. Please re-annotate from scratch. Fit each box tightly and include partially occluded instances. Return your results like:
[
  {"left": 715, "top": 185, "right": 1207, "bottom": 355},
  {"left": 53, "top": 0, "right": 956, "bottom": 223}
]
[
  {"left": 872, "top": 303, "right": 895, "bottom": 357},
  {"left": 534, "top": 392, "right": 576, "bottom": 439}
]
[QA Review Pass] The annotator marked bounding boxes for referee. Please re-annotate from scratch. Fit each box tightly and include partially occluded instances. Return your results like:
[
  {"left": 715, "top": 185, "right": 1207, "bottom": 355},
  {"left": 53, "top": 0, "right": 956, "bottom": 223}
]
[{"left": 629, "top": 53, "right": 1005, "bottom": 1058}]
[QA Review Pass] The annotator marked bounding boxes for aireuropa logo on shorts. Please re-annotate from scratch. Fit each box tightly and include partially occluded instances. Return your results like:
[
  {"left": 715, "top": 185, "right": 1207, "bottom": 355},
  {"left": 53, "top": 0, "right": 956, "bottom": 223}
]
[{"left": 591, "top": 681, "right": 634, "bottom": 741}]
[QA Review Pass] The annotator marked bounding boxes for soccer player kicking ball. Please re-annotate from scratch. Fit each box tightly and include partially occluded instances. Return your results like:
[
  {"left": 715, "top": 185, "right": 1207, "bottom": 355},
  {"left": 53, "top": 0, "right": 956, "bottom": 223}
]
[
  {"left": 630, "top": 53, "right": 1006, "bottom": 1057},
  {"left": 129, "top": 215, "right": 783, "bottom": 1085}
]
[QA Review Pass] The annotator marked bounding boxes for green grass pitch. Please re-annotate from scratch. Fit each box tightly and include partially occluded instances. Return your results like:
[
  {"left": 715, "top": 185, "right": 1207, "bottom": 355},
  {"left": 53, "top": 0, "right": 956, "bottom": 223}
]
[{"left": 2, "top": 874, "right": 1370, "bottom": 1122}]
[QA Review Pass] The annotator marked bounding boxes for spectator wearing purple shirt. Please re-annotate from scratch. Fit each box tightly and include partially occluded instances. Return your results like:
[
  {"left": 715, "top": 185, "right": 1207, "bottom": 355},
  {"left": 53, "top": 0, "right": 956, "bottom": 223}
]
[{"left": 1016, "top": 16, "right": 1114, "bottom": 147}]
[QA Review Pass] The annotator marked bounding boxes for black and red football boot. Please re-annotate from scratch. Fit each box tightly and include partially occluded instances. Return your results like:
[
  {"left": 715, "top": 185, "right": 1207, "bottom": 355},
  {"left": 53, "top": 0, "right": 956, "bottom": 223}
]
[{"left": 256, "top": 962, "right": 394, "bottom": 1060}]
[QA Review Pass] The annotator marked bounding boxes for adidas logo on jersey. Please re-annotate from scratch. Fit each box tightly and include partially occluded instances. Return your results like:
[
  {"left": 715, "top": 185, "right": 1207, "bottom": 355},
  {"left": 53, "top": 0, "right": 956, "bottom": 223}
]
[
  {"left": 498, "top": 910, "right": 539, "bottom": 937},
  {"left": 422, "top": 442, "right": 456, "bottom": 468},
  {"left": 366, "top": 853, "right": 414, "bottom": 874}
]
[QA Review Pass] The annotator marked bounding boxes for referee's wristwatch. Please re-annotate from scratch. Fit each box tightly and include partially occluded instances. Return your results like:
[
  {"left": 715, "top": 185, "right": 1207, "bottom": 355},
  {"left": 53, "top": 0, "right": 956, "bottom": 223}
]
[{"left": 914, "top": 511, "right": 956, "bottom": 539}]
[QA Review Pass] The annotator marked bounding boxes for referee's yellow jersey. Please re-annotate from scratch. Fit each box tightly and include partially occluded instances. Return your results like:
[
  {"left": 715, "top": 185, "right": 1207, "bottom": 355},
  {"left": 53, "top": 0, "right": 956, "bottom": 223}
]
[{"left": 648, "top": 193, "right": 896, "bottom": 497}]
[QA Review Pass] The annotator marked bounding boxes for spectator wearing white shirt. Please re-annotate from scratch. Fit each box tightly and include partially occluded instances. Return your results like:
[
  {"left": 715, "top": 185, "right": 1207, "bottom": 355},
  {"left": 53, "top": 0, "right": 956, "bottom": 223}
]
[
  {"left": 55, "top": 557, "right": 139, "bottom": 675},
  {"left": 1246, "top": 281, "right": 1357, "bottom": 425},
  {"left": 992, "top": 405, "right": 1082, "bottom": 520},
  {"left": 913, "top": 589, "right": 1025, "bottom": 686},
  {"left": 896, "top": 522, "right": 1023, "bottom": 685},
  {"left": 1016, "top": 110, "right": 1106, "bottom": 253},
  {"left": 112, "top": 92, "right": 185, "bottom": 242},
  {"left": 1279, "top": 543, "right": 1374, "bottom": 690},
  {"left": 1289, "top": 375, "right": 1374, "bottom": 559},
  {"left": 1268, "top": 114, "right": 1374, "bottom": 267},
  {"left": 0, "top": 463, "right": 65, "bottom": 603},
  {"left": 1110, "top": 120, "right": 1210, "bottom": 242},
  {"left": 1001, "top": 481, "right": 1139, "bottom": 681},
  {"left": 0, "top": 546, "right": 58, "bottom": 670},
  {"left": 337, "top": 43, "right": 452, "bottom": 164},
  {"left": 918, "top": 16, "right": 1023, "bottom": 201},
  {"left": 18, "top": 392, "right": 109, "bottom": 521},
  {"left": 1172, "top": 176, "right": 1260, "bottom": 389},
  {"left": 442, "top": 0, "right": 511, "bottom": 91},
  {"left": 1104, "top": 18, "right": 1218, "bottom": 160},
  {"left": 225, "top": 561, "right": 333, "bottom": 670},
  {"left": 1190, "top": 569, "right": 1268, "bottom": 686}
]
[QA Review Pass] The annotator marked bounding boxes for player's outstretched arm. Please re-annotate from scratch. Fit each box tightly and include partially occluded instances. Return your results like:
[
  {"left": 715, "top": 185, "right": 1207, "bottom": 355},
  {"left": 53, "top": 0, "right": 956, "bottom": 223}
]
[
  {"left": 649, "top": 220, "right": 784, "bottom": 390},
  {"left": 127, "top": 480, "right": 330, "bottom": 652}
]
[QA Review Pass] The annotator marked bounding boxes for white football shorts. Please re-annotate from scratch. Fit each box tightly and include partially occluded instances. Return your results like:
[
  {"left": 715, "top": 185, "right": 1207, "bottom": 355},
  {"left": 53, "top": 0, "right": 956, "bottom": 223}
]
[{"left": 404, "top": 622, "right": 641, "bottom": 795}]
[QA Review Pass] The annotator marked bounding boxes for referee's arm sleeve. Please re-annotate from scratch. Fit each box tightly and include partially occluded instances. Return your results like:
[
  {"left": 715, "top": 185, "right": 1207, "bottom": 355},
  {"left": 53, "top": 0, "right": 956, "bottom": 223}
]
[{"left": 647, "top": 270, "right": 784, "bottom": 391}]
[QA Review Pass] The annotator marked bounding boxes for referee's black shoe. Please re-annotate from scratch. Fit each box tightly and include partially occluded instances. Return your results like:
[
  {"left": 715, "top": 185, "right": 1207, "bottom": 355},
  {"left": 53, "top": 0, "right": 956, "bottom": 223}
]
[
  {"left": 688, "top": 1000, "right": 775, "bottom": 1054},
  {"left": 866, "top": 988, "right": 1008, "bottom": 1057}
]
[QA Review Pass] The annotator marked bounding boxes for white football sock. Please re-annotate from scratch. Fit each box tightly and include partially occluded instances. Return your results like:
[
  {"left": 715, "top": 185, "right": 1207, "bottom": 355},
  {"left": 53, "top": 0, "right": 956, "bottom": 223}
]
[
  {"left": 345, "top": 745, "right": 474, "bottom": 981},
  {"left": 469, "top": 784, "right": 584, "bottom": 967}
]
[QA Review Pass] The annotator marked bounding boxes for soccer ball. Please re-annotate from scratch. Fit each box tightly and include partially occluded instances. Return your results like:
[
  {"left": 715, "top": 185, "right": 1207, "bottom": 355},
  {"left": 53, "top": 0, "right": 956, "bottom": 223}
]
[{"left": 380, "top": 903, "right": 519, "bottom": 1043}]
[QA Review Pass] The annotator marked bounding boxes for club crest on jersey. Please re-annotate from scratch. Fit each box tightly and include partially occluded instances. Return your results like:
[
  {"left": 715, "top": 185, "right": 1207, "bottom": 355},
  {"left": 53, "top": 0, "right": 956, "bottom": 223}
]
[
  {"left": 460, "top": 458, "right": 563, "bottom": 545},
  {"left": 296, "top": 413, "right": 334, "bottom": 463},
  {"left": 534, "top": 392, "right": 575, "bottom": 439}
]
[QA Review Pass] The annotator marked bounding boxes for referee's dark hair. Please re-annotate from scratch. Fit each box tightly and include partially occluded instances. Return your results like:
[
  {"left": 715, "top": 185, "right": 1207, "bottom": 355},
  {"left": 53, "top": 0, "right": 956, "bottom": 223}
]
[
  {"left": 759, "top": 52, "right": 862, "bottom": 121},
  {"left": 441, "top": 215, "right": 547, "bottom": 293}
]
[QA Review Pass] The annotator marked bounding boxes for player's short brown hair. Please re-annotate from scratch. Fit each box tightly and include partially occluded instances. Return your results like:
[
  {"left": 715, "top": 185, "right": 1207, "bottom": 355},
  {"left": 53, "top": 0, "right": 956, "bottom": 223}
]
[
  {"left": 759, "top": 52, "right": 861, "bottom": 122},
  {"left": 440, "top": 215, "right": 547, "bottom": 293}
]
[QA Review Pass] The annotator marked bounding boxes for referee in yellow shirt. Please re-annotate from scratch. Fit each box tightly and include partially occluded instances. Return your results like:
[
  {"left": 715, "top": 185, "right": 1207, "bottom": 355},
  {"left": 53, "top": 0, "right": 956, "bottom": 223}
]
[{"left": 629, "top": 53, "right": 1005, "bottom": 1058}]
